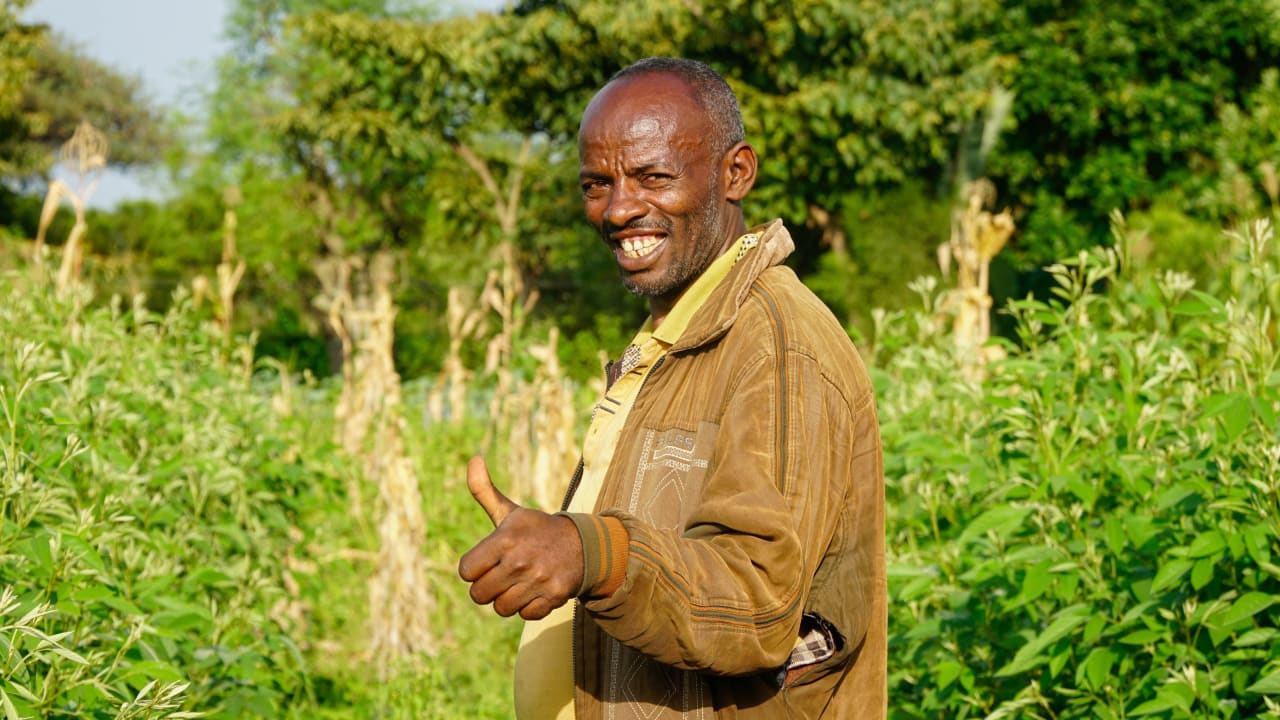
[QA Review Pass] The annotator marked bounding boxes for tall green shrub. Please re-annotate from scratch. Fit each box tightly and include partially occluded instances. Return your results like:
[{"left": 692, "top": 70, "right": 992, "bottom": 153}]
[
  {"left": 879, "top": 216, "right": 1280, "bottom": 718},
  {"left": 0, "top": 268, "right": 336, "bottom": 717}
]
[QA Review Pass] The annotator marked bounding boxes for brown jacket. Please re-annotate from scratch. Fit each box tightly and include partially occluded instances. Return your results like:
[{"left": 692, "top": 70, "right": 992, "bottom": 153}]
[{"left": 561, "top": 220, "right": 887, "bottom": 719}]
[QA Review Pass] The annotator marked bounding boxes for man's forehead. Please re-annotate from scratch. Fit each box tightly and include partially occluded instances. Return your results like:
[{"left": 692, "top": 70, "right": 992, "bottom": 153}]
[{"left": 580, "top": 73, "right": 707, "bottom": 138}]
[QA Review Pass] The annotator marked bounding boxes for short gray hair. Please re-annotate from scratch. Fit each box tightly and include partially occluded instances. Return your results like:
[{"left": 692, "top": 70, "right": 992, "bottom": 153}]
[{"left": 608, "top": 57, "right": 745, "bottom": 155}]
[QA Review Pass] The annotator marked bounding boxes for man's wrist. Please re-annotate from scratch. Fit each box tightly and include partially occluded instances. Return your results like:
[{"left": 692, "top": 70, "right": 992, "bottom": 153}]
[{"left": 555, "top": 512, "right": 629, "bottom": 599}]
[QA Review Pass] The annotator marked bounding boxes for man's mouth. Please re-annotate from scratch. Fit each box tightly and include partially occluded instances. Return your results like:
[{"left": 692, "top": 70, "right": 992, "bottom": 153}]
[{"left": 620, "top": 234, "right": 665, "bottom": 259}]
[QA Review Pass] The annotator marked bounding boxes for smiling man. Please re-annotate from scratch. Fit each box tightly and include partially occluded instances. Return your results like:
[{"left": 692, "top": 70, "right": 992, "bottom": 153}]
[{"left": 459, "top": 57, "right": 886, "bottom": 719}]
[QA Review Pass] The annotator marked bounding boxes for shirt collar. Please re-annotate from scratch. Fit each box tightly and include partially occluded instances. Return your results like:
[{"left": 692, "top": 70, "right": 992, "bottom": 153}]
[{"left": 651, "top": 233, "right": 759, "bottom": 346}]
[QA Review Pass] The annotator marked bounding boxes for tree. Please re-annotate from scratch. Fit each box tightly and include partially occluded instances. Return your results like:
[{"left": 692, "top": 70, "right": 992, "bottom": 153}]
[
  {"left": 491, "top": 0, "right": 1006, "bottom": 261},
  {"left": 0, "top": 0, "right": 44, "bottom": 179},
  {"left": 986, "top": 0, "right": 1280, "bottom": 265},
  {"left": 0, "top": 14, "right": 169, "bottom": 182}
]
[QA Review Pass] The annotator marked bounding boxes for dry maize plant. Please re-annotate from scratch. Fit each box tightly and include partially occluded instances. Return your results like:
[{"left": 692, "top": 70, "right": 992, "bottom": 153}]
[
  {"left": 315, "top": 249, "right": 434, "bottom": 668},
  {"left": 34, "top": 121, "right": 108, "bottom": 295},
  {"left": 428, "top": 280, "right": 493, "bottom": 425},
  {"left": 506, "top": 327, "right": 578, "bottom": 510},
  {"left": 215, "top": 186, "right": 247, "bottom": 339},
  {"left": 481, "top": 241, "right": 540, "bottom": 450},
  {"left": 938, "top": 179, "right": 1015, "bottom": 370},
  {"left": 314, "top": 252, "right": 363, "bottom": 473}
]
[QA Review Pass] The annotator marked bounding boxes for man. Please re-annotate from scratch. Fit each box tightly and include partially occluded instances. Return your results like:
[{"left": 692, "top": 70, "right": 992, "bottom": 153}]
[{"left": 459, "top": 57, "right": 886, "bottom": 719}]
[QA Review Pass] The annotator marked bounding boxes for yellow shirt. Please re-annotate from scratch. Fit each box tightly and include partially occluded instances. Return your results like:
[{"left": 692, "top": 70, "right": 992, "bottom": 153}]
[{"left": 513, "top": 234, "right": 758, "bottom": 719}]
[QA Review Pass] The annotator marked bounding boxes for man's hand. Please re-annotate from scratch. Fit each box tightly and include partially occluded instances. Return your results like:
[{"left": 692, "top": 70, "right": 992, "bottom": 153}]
[{"left": 458, "top": 456, "right": 584, "bottom": 620}]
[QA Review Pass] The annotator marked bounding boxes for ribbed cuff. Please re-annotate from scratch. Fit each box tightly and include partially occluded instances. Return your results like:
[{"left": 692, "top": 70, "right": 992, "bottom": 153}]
[{"left": 557, "top": 512, "right": 629, "bottom": 599}]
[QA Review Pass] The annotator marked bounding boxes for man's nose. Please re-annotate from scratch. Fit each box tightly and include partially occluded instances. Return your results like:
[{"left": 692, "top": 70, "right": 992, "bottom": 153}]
[{"left": 604, "top": 183, "right": 646, "bottom": 228}]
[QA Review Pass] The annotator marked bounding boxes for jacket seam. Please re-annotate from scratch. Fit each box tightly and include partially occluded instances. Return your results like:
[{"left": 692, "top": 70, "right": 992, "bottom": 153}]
[{"left": 747, "top": 283, "right": 789, "bottom": 496}]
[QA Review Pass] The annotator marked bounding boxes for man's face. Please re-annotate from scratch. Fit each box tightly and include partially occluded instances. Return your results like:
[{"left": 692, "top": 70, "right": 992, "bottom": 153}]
[{"left": 578, "top": 74, "right": 732, "bottom": 304}]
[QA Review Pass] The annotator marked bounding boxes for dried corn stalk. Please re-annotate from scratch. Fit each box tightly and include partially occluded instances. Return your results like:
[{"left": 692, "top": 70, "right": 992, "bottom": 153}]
[
  {"left": 319, "top": 251, "right": 434, "bottom": 668},
  {"left": 524, "top": 328, "right": 578, "bottom": 509},
  {"left": 428, "top": 280, "right": 492, "bottom": 424},
  {"left": 939, "top": 179, "right": 1015, "bottom": 370},
  {"left": 482, "top": 241, "right": 539, "bottom": 450},
  {"left": 215, "top": 186, "right": 246, "bottom": 339},
  {"left": 34, "top": 121, "right": 107, "bottom": 294}
]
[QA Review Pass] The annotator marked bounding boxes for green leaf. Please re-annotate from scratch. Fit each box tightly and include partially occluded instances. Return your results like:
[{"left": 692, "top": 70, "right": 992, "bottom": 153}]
[
  {"left": 935, "top": 661, "right": 964, "bottom": 690},
  {"left": 1191, "top": 557, "right": 1216, "bottom": 590},
  {"left": 1132, "top": 683, "right": 1195, "bottom": 714},
  {"left": 99, "top": 595, "right": 143, "bottom": 616},
  {"left": 1080, "top": 647, "right": 1116, "bottom": 689},
  {"left": 1172, "top": 299, "right": 1214, "bottom": 316},
  {"left": 1065, "top": 476, "right": 1097, "bottom": 505},
  {"left": 1129, "top": 696, "right": 1179, "bottom": 716},
  {"left": 1104, "top": 517, "right": 1127, "bottom": 554},
  {"left": 1019, "top": 562, "right": 1053, "bottom": 604},
  {"left": 1187, "top": 530, "right": 1226, "bottom": 558},
  {"left": 1125, "top": 515, "right": 1161, "bottom": 548},
  {"left": 0, "top": 686, "right": 18, "bottom": 720},
  {"left": 995, "top": 605, "right": 1091, "bottom": 677},
  {"left": 1244, "top": 524, "right": 1272, "bottom": 564},
  {"left": 1247, "top": 669, "right": 1280, "bottom": 695},
  {"left": 1202, "top": 392, "right": 1253, "bottom": 442},
  {"left": 1151, "top": 558, "right": 1193, "bottom": 593},
  {"left": 1119, "top": 629, "right": 1164, "bottom": 645},
  {"left": 1083, "top": 613, "right": 1107, "bottom": 644},
  {"left": 1236, "top": 628, "right": 1279, "bottom": 647},
  {"left": 1154, "top": 484, "right": 1197, "bottom": 511},
  {"left": 60, "top": 534, "right": 106, "bottom": 573},
  {"left": 1217, "top": 592, "right": 1276, "bottom": 628},
  {"left": 960, "top": 505, "right": 1031, "bottom": 545}
]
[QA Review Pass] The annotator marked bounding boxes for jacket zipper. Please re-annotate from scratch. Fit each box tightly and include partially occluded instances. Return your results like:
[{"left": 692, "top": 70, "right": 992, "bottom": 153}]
[{"left": 560, "top": 460, "right": 584, "bottom": 512}]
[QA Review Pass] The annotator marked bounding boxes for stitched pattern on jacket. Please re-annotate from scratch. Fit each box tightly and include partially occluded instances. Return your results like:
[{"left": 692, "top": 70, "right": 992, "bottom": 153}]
[{"left": 605, "top": 638, "right": 707, "bottom": 720}]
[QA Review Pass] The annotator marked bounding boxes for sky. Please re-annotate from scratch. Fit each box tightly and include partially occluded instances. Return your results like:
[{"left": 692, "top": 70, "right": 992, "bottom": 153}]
[{"left": 23, "top": 0, "right": 505, "bottom": 208}]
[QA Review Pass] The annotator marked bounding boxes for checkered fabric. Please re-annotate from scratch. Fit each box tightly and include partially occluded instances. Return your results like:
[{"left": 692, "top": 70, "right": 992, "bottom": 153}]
[{"left": 775, "top": 613, "right": 839, "bottom": 687}]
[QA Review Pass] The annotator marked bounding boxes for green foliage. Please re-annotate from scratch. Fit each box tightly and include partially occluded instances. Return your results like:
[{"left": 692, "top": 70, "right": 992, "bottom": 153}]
[
  {"left": 877, "top": 216, "right": 1280, "bottom": 718},
  {"left": 0, "top": 269, "right": 332, "bottom": 716},
  {"left": 988, "top": 0, "right": 1280, "bottom": 265},
  {"left": 806, "top": 182, "right": 949, "bottom": 332},
  {"left": 1210, "top": 67, "right": 1280, "bottom": 219},
  {"left": 1126, "top": 198, "right": 1231, "bottom": 289},
  {"left": 0, "top": 0, "right": 43, "bottom": 179},
  {"left": 0, "top": 255, "right": 533, "bottom": 717}
]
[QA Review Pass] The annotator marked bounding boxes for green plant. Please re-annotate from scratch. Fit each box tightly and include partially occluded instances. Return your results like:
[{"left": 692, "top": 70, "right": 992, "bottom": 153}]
[
  {"left": 879, "top": 215, "right": 1280, "bottom": 718},
  {"left": 0, "top": 269, "right": 332, "bottom": 716}
]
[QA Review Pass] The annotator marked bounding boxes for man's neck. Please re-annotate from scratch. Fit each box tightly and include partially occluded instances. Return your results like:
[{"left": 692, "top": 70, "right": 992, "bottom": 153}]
[{"left": 649, "top": 222, "right": 748, "bottom": 330}]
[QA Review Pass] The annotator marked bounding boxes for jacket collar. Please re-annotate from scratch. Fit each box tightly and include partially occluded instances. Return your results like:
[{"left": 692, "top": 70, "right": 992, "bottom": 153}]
[{"left": 668, "top": 218, "right": 794, "bottom": 353}]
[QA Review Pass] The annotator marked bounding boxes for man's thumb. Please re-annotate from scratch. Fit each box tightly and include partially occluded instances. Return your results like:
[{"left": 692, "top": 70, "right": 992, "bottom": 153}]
[{"left": 467, "top": 455, "right": 517, "bottom": 527}]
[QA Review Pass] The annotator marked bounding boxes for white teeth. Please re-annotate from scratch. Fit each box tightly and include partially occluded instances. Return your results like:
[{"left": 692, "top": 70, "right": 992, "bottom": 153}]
[{"left": 621, "top": 235, "right": 663, "bottom": 258}]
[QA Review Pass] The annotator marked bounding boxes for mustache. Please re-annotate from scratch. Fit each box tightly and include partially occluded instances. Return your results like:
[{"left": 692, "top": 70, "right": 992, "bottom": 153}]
[{"left": 604, "top": 218, "right": 673, "bottom": 239}]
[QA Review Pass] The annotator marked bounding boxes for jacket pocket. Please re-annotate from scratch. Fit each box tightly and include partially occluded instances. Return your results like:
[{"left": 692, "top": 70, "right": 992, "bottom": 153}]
[{"left": 620, "top": 421, "right": 719, "bottom": 531}]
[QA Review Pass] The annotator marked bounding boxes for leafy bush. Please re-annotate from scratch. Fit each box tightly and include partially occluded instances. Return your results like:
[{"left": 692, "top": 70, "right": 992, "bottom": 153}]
[
  {"left": 879, "top": 216, "right": 1280, "bottom": 718},
  {"left": 0, "top": 267, "right": 335, "bottom": 717}
]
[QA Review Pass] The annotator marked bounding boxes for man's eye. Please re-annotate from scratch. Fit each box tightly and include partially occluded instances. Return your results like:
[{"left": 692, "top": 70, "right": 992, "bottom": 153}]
[{"left": 581, "top": 181, "right": 604, "bottom": 196}]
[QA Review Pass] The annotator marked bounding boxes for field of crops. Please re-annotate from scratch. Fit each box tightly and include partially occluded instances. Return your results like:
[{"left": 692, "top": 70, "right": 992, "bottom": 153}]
[{"left": 2, "top": 214, "right": 1279, "bottom": 718}]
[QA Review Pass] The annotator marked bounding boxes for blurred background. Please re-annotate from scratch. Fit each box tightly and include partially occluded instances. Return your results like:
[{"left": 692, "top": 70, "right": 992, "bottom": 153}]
[{"left": 2, "top": 1, "right": 1279, "bottom": 718}]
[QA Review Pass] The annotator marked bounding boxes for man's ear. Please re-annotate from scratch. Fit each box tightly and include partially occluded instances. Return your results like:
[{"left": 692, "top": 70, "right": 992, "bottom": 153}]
[{"left": 723, "top": 142, "right": 758, "bottom": 202}]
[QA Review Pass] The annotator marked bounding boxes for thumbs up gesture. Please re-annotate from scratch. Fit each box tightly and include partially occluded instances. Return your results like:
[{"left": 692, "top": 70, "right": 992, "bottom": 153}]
[{"left": 458, "top": 456, "right": 584, "bottom": 620}]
